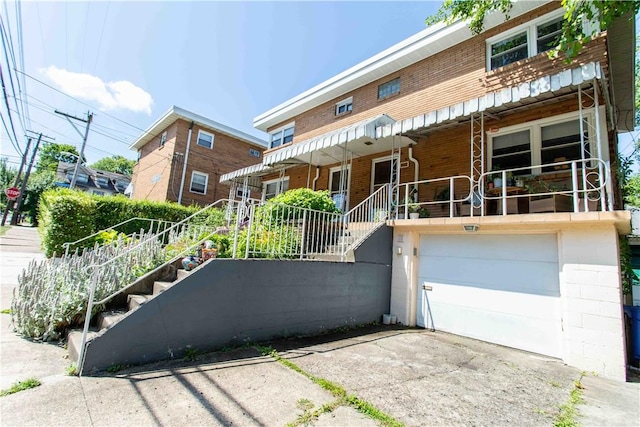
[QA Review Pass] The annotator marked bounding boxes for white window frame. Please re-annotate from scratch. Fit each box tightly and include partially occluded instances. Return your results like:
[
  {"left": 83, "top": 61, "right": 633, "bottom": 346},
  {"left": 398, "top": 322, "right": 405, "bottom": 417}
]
[
  {"left": 196, "top": 130, "right": 214, "bottom": 149},
  {"left": 370, "top": 155, "right": 398, "bottom": 194},
  {"left": 262, "top": 177, "right": 289, "bottom": 201},
  {"left": 486, "top": 9, "right": 564, "bottom": 71},
  {"left": 488, "top": 110, "right": 597, "bottom": 175},
  {"left": 249, "top": 148, "right": 261, "bottom": 158},
  {"left": 269, "top": 122, "right": 295, "bottom": 150},
  {"left": 159, "top": 131, "right": 167, "bottom": 148},
  {"left": 236, "top": 184, "right": 251, "bottom": 199},
  {"left": 189, "top": 171, "right": 209, "bottom": 194},
  {"left": 335, "top": 97, "right": 353, "bottom": 115}
]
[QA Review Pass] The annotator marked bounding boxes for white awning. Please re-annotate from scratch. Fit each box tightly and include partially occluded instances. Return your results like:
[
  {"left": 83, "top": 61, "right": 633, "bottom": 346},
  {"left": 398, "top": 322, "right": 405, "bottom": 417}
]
[
  {"left": 377, "top": 62, "right": 604, "bottom": 138},
  {"left": 263, "top": 114, "right": 396, "bottom": 166},
  {"left": 220, "top": 163, "right": 274, "bottom": 184}
]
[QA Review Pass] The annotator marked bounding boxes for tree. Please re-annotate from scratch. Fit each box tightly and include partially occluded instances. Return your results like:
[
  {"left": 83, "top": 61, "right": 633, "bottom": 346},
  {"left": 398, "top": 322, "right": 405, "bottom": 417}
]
[
  {"left": 426, "top": 0, "right": 639, "bottom": 62},
  {"left": 90, "top": 155, "right": 136, "bottom": 176},
  {"left": 22, "top": 170, "right": 56, "bottom": 225},
  {"left": 36, "top": 143, "right": 83, "bottom": 173},
  {"left": 0, "top": 158, "right": 17, "bottom": 211}
]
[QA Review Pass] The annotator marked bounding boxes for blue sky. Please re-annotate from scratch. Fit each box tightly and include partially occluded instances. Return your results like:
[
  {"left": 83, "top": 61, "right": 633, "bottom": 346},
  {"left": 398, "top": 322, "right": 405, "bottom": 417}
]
[
  {"left": 0, "top": 1, "right": 443, "bottom": 167},
  {"left": 1, "top": 1, "right": 637, "bottom": 171}
]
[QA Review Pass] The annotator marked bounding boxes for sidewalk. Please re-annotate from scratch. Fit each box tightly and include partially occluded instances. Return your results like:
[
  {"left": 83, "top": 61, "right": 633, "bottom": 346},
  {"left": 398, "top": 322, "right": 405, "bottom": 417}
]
[{"left": 0, "top": 225, "right": 638, "bottom": 426}]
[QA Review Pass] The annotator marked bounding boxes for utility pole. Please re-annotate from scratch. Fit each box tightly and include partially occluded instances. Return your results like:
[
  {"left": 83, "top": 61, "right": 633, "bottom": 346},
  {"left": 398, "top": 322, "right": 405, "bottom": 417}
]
[
  {"left": 1, "top": 137, "right": 32, "bottom": 226},
  {"left": 10, "top": 132, "right": 51, "bottom": 225},
  {"left": 54, "top": 110, "right": 93, "bottom": 189}
]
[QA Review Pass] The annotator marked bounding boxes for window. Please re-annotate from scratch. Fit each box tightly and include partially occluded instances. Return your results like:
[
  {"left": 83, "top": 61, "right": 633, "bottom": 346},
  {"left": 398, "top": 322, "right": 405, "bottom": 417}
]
[
  {"left": 335, "top": 97, "right": 353, "bottom": 115},
  {"left": 378, "top": 78, "right": 400, "bottom": 99},
  {"left": 263, "top": 177, "right": 289, "bottom": 201},
  {"left": 92, "top": 190, "right": 106, "bottom": 196},
  {"left": 115, "top": 181, "right": 129, "bottom": 192},
  {"left": 159, "top": 131, "right": 167, "bottom": 148},
  {"left": 236, "top": 185, "right": 251, "bottom": 199},
  {"left": 196, "top": 130, "right": 214, "bottom": 149},
  {"left": 249, "top": 148, "right": 261, "bottom": 158},
  {"left": 96, "top": 176, "right": 110, "bottom": 187},
  {"left": 189, "top": 171, "right": 208, "bottom": 194},
  {"left": 66, "top": 172, "right": 89, "bottom": 184},
  {"left": 270, "top": 123, "right": 294, "bottom": 149},
  {"left": 489, "top": 113, "right": 593, "bottom": 174},
  {"left": 487, "top": 10, "right": 564, "bottom": 70}
]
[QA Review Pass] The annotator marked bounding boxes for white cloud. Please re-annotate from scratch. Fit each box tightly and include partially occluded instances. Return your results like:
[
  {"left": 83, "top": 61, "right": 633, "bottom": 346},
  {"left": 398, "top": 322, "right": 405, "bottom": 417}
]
[{"left": 41, "top": 66, "right": 153, "bottom": 115}]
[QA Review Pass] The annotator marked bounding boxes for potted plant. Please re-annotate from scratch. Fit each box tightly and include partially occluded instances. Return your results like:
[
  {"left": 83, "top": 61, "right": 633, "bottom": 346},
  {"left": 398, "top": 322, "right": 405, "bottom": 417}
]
[
  {"left": 491, "top": 166, "right": 503, "bottom": 188},
  {"left": 408, "top": 202, "right": 421, "bottom": 219},
  {"left": 418, "top": 207, "right": 430, "bottom": 218}
]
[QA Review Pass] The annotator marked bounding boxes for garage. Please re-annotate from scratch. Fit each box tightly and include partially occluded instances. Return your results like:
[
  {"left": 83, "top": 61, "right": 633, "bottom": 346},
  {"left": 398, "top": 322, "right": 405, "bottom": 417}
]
[{"left": 417, "top": 233, "right": 563, "bottom": 358}]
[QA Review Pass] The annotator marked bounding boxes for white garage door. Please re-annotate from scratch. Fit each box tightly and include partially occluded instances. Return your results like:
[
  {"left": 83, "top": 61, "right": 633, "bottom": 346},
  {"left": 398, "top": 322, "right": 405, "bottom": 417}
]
[{"left": 417, "top": 234, "right": 562, "bottom": 358}]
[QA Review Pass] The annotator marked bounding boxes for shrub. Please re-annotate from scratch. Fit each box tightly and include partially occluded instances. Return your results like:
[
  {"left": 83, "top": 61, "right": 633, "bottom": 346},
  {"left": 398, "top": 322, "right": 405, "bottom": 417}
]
[{"left": 268, "top": 188, "right": 340, "bottom": 213}]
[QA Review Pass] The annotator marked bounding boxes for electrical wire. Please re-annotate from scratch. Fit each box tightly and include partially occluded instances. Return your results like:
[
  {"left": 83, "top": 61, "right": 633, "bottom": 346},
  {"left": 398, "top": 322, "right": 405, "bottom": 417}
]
[
  {"left": 0, "top": 17, "right": 25, "bottom": 140},
  {"left": 15, "top": 0, "right": 30, "bottom": 130},
  {"left": 0, "top": 63, "right": 23, "bottom": 155},
  {"left": 93, "top": 1, "right": 110, "bottom": 75}
]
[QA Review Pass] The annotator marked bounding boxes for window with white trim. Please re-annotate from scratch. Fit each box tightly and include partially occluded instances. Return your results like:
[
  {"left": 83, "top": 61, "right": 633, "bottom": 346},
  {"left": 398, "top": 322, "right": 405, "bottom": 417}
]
[
  {"left": 489, "top": 112, "right": 591, "bottom": 175},
  {"left": 249, "top": 148, "right": 261, "bottom": 158},
  {"left": 487, "top": 11, "right": 564, "bottom": 71},
  {"left": 269, "top": 123, "right": 294, "bottom": 149},
  {"left": 196, "top": 130, "right": 214, "bottom": 149},
  {"left": 335, "top": 97, "right": 353, "bottom": 115},
  {"left": 236, "top": 184, "right": 251, "bottom": 199},
  {"left": 262, "top": 177, "right": 289, "bottom": 201},
  {"left": 189, "top": 171, "right": 208, "bottom": 194},
  {"left": 329, "top": 166, "right": 350, "bottom": 211},
  {"left": 159, "top": 131, "right": 167, "bottom": 148},
  {"left": 378, "top": 78, "right": 400, "bottom": 99}
]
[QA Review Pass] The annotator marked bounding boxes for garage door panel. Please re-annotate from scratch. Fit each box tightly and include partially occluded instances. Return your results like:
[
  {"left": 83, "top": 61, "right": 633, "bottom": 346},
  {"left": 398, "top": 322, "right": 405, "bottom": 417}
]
[
  {"left": 417, "top": 233, "right": 562, "bottom": 358},
  {"left": 420, "top": 257, "right": 560, "bottom": 296},
  {"left": 420, "top": 234, "right": 558, "bottom": 263}
]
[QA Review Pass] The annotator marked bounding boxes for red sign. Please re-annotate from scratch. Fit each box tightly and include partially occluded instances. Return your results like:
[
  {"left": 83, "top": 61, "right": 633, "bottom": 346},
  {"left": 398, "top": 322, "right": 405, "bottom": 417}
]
[{"left": 5, "top": 187, "right": 20, "bottom": 200}]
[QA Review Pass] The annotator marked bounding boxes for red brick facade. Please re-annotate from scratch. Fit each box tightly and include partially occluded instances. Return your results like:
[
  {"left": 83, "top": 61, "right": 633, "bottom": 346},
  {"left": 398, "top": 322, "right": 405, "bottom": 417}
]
[
  {"left": 259, "top": 3, "right": 618, "bottom": 209},
  {"left": 132, "top": 119, "right": 264, "bottom": 206}
]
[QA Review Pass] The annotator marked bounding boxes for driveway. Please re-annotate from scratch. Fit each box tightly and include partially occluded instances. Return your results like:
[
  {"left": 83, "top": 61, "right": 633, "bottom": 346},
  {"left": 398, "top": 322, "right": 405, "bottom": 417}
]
[{"left": 1, "top": 225, "right": 638, "bottom": 426}]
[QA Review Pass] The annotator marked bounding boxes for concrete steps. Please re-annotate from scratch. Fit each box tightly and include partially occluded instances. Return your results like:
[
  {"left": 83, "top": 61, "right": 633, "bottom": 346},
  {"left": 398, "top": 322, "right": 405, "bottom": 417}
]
[{"left": 67, "top": 266, "right": 193, "bottom": 364}]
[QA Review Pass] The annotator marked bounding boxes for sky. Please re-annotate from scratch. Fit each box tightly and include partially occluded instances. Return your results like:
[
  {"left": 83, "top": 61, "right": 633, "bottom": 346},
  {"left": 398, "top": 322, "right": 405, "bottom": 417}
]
[
  {"left": 1, "top": 1, "right": 637, "bottom": 172},
  {"left": 0, "top": 1, "right": 444, "bottom": 168}
]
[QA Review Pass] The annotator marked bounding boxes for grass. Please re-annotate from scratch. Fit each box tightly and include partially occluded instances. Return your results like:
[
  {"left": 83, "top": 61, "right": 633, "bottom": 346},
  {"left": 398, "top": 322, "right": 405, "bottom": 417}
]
[
  {"left": 0, "top": 378, "right": 41, "bottom": 396},
  {"left": 66, "top": 364, "right": 78, "bottom": 376},
  {"left": 258, "top": 345, "right": 404, "bottom": 427},
  {"left": 183, "top": 346, "right": 199, "bottom": 362},
  {"left": 0, "top": 308, "right": 10, "bottom": 314},
  {"left": 554, "top": 374, "right": 586, "bottom": 427},
  {"left": 0, "top": 226, "right": 9, "bottom": 237}
]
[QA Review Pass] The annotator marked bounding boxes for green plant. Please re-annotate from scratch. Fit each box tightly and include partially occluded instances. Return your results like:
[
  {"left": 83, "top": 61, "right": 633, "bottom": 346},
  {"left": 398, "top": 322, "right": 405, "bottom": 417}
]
[
  {"left": 66, "top": 364, "right": 78, "bottom": 376},
  {"left": 268, "top": 188, "right": 340, "bottom": 213},
  {"left": 106, "top": 364, "right": 128, "bottom": 373},
  {"left": 0, "top": 308, "right": 10, "bottom": 314},
  {"left": 554, "top": 374, "right": 585, "bottom": 427},
  {"left": 183, "top": 346, "right": 199, "bottom": 362},
  {"left": 418, "top": 207, "right": 430, "bottom": 218},
  {"left": 0, "top": 377, "right": 41, "bottom": 396},
  {"left": 434, "top": 187, "right": 450, "bottom": 201}
]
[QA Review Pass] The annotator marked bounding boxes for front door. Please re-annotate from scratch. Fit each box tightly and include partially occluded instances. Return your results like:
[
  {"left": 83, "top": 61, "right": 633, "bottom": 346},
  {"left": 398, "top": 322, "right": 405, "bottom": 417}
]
[
  {"left": 371, "top": 156, "right": 398, "bottom": 193},
  {"left": 329, "top": 166, "right": 350, "bottom": 211}
]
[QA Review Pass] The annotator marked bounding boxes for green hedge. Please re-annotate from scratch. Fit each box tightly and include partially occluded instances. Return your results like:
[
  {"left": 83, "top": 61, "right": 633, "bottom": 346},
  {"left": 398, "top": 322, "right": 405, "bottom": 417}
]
[{"left": 38, "top": 189, "right": 204, "bottom": 257}]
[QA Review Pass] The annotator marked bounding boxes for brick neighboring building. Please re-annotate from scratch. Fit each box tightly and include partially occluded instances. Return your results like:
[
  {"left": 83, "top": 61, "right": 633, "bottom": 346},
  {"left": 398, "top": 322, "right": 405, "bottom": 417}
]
[
  {"left": 222, "top": 2, "right": 636, "bottom": 381},
  {"left": 130, "top": 106, "right": 267, "bottom": 206}
]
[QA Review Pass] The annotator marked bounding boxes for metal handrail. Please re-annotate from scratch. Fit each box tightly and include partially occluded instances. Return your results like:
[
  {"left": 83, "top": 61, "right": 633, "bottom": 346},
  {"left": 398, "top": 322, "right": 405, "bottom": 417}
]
[
  {"left": 478, "top": 158, "right": 609, "bottom": 214},
  {"left": 63, "top": 217, "right": 179, "bottom": 256},
  {"left": 394, "top": 176, "right": 473, "bottom": 219},
  {"left": 77, "top": 198, "right": 241, "bottom": 374}
]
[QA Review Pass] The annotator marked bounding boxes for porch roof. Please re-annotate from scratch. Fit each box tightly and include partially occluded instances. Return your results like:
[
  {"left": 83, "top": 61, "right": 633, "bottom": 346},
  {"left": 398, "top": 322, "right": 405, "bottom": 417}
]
[
  {"left": 377, "top": 62, "right": 604, "bottom": 139},
  {"left": 220, "top": 163, "right": 274, "bottom": 185},
  {"left": 263, "top": 114, "right": 397, "bottom": 167}
]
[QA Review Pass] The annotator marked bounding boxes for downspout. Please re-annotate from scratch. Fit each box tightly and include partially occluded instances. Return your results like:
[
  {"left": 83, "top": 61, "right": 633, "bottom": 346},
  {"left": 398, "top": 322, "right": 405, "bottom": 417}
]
[
  {"left": 177, "top": 121, "right": 195, "bottom": 205},
  {"left": 312, "top": 166, "right": 320, "bottom": 190},
  {"left": 408, "top": 144, "right": 419, "bottom": 201}
]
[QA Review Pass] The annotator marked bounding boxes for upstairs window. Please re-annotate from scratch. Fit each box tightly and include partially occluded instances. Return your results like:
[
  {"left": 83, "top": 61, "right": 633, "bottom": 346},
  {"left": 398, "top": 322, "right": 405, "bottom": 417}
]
[
  {"left": 197, "top": 130, "right": 214, "bottom": 149},
  {"left": 487, "top": 11, "right": 564, "bottom": 71},
  {"left": 96, "top": 176, "right": 110, "bottom": 187},
  {"left": 335, "top": 97, "right": 353, "bottom": 115},
  {"left": 378, "top": 78, "right": 400, "bottom": 99},
  {"left": 270, "top": 123, "right": 295, "bottom": 149}
]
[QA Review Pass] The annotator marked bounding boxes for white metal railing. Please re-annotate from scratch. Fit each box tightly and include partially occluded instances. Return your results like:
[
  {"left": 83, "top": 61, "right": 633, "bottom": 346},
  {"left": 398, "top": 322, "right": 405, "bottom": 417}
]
[
  {"left": 479, "top": 158, "right": 609, "bottom": 215},
  {"left": 76, "top": 198, "right": 248, "bottom": 373},
  {"left": 63, "top": 217, "right": 178, "bottom": 256},
  {"left": 394, "top": 176, "right": 473, "bottom": 219}
]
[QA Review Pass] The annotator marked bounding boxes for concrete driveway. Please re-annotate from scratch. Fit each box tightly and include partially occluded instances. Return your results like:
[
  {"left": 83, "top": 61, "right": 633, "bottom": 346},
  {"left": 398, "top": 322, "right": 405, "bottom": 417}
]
[{"left": 1, "top": 225, "right": 638, "bottom": 426}]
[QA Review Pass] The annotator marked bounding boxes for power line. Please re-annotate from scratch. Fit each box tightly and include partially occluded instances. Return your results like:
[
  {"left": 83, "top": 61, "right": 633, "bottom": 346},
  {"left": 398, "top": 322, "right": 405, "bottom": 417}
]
[
  {"left": 15, "top": 0, "right": 31, "bottom": 130},
  {"left": 93, "top": 1, "right": 111, "bottom": 74},
  {"left": 0, "top": 62, "right": 23, "bottom": 155},
  {"left": 16, "top": 69, "right": 148, "bottom": 133},
  {"left": 0, "top": 16, "right": 26, "bottom": 140}
]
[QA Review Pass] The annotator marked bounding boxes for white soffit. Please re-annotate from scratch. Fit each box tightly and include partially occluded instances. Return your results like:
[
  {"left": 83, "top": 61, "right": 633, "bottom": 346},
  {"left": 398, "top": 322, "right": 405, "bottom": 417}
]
[
  {"left": 253, "top": 1, "right": 552, "bottom": 131},
  {"left": 377, "top": 62, "right": 603, "bottom": 138},
  {"left": 263, "top": 114, "right": 395, "bottom": 166}
]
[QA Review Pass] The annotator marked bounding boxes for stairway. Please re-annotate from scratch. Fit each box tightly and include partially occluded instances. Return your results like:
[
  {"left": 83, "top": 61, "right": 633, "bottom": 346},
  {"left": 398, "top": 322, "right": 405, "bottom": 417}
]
[
  {"left": 67, "top": 263, "right": 196, "bottom": 364},
  {"left": 307, "top": 221, "right": 383, "bottom": 262}
]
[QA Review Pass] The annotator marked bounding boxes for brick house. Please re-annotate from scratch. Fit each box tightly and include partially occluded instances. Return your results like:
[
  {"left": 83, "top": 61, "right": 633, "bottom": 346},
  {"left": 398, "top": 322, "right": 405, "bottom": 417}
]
[
  {"left": 55, "top": 161, "right": 131, "bottom": 196},
  {"left": 130, "top": 106, "right": 267, "bottom": 206},
  {"left": 221, "top": 2, "right": 635, "bottom": 380}
]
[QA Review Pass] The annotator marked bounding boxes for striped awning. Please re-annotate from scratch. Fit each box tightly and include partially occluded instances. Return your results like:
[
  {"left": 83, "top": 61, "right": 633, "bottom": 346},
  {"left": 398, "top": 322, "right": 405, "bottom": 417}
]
[
  {"left": 263, "top": 114, "right": 395, "bottom": 166},
  {"left": 377, "top": 62, "right": 603, "bottom": 138},
  {"left": 220, "top": 163, "right": 274, "bottom": 184}
]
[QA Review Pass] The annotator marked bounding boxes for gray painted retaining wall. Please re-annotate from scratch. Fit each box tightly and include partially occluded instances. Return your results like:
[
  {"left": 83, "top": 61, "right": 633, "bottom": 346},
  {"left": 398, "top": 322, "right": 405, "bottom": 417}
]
[{"left": 81, "top": 226, "right": 392, "bottom": 373}]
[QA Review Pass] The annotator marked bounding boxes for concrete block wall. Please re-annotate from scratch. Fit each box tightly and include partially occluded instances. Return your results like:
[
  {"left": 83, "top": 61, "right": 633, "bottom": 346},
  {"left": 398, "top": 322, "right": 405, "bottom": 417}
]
[{"left": 558, "top": 225, "right": 627, "bottom": 380}]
